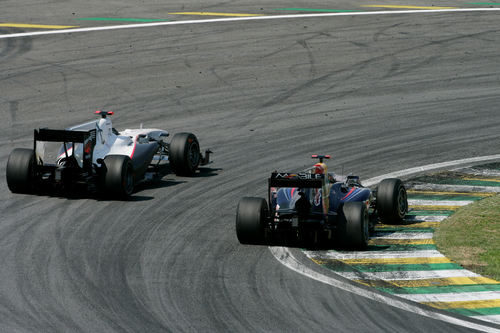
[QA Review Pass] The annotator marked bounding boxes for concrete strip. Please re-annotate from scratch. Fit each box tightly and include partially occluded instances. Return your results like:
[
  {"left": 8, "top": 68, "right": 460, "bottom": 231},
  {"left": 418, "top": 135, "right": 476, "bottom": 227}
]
[
  {"left": 408, "top": 199, "right": 474, "bottom": 206},
  {"left": 480, "top": 315, "right": 500, "bottom": 324},
  {"left": 454, "top": 167, "right": 500, "bottom": 177},
  {"left": 336, "top": 269, "right": 479, "bottom": 281},
  {"left": 304, "top": 250, "right": 445, "bottom": 260},
  {"left": 371, "top": 232, "right": 434, "bottom": 239},
  {"left": 400, "top": 291, "right": 500, "bottom": 303}
]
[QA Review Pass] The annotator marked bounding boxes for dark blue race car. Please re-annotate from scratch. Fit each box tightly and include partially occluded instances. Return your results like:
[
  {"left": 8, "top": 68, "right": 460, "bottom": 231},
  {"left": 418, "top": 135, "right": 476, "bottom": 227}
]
[{"left": 236, "top": 155, "right": 408, "bottom": 248}]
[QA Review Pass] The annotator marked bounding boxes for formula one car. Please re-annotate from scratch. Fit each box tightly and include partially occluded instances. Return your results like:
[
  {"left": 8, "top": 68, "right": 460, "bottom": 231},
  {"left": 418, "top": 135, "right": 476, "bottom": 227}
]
[
  {"left": 236, "top": 155, "right": 407, "bottom": 248},
  {"left": 6, "top": 111, "right": 212, "bottom": 198}
]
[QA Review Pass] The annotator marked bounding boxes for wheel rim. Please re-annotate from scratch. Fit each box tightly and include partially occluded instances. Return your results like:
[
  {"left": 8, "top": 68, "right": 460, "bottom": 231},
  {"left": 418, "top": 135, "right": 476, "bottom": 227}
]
[
  {"left": 397, "top": 186, "right": 408, "bottom": 218},
  {"left": 362, "top": 210, "right": 369, "bottom": 242},
  {"left": 123, "top": 164, "right": 133, "bottom": 194},
  {"left": 187, "top": 141, "right": 200, "bottom": 168}
]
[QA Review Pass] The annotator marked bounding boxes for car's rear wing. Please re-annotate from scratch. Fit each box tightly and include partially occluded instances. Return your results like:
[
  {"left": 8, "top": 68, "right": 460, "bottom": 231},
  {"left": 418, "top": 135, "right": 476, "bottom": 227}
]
[
  {"left": 34, "top": 128, "right": 95, "bottom": 143},
  {"left": 268, "top": 172, "right": 324, "bottom": 189},
  {"left": 34, "top": 128, "right": 97, "bottom": 169}
]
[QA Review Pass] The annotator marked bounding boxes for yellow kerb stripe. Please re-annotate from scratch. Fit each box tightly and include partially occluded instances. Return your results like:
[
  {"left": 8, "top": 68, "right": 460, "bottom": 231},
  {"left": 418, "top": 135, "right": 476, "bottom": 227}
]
[
  {"left": 463, "top": 176, "right": 500, "bottom": 182},
  {"left": 356, "top": 276, "right": 499, "bottom": 288},
  {"left": 377, "top": 222, "right": 441, "bottom": 229},
  {"left": 0, "top": 23, "right": 78, "bottom": 29},
  {"left": 341, "top": 257, "right": 451, "bottom": 265},
  {"left": 368, "top": 238, "right": 434, "bottom": 245},
  {"left": 423, "top": 299, "right": 500, "bottom": 310},
  {"left": 168, "top": 12, "right": 262, "bottom": 17},
  {"left": 361, "top": 5, "right": 456, "bottom": 10}
]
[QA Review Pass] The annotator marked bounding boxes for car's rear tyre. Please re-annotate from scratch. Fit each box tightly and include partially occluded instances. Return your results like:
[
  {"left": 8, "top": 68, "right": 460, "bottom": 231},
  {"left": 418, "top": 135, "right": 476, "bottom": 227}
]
[
  {"left": 169, "top": 132, "right": 200, "bottom": 176},
  {"left": 6, "top": 148, "right": 35, "bottom": 194},
  {"left": 339, "top": 202, "right": 369, "bottom": 249},
  {"left": 103, "top": 155, "right": 134, "bottom": 199},
  {"left": 236, "top": 197, "right": 268, "bottom": 245},
  {"left": 377, "top": 178, "right": 408, "bottom": 224}
]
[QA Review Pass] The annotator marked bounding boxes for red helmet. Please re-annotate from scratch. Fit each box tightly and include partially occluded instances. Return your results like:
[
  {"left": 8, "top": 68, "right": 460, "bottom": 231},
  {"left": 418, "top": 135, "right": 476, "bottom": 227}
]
[{"left": 314, "top": 163, "right": 325, "bottom": 175}]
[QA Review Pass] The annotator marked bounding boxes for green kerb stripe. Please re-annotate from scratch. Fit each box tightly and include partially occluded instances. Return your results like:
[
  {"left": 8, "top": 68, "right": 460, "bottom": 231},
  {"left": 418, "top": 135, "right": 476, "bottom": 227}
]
[
  {"left": 377, "top": 284, "right": 500, "bottom": 294},
  {"left": 322, "top": 263, "right": 463, "bottom": 272},
  {"left": 78, "top": 18, "right": 169, "bottom": 22},
  {"left": 274, "top": 8, "right": 356, "bottom": 12},
  {"left": 446, "top": 307, "right": 500, "bottom": 316}
]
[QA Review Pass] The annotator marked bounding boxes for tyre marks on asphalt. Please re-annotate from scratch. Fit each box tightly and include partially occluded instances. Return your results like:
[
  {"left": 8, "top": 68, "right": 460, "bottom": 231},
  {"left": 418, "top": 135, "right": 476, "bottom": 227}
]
[{"left": 305, "top": 165, "right": 500, "bottom": 325}]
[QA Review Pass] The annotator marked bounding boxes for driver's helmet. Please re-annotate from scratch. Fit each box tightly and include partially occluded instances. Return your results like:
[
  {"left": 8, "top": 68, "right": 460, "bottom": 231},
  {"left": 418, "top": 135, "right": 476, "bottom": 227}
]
[{"left": 314, "top": 163, "right": 325, "bottom": 175}]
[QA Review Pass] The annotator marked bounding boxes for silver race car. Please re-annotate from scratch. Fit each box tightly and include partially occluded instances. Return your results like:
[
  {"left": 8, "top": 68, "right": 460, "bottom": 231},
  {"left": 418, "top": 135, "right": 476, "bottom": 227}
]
[{"left": 6, "top": 111, "right": 212, "bottom": 198}]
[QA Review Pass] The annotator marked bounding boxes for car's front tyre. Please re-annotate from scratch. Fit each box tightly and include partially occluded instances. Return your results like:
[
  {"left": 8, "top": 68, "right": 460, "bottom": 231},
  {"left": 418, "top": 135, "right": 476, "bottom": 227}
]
[
  {"left": 169, "top": 132, "right": 201, "bottom": 176},
  {"left": 377, "top": 178, "right": 408, "bottom": 224}
]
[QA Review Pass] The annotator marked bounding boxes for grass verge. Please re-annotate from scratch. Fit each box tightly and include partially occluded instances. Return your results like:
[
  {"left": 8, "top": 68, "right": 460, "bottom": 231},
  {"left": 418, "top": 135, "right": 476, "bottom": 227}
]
[{"left": 434, "top": 195, "right": 500, "bottom": 281}]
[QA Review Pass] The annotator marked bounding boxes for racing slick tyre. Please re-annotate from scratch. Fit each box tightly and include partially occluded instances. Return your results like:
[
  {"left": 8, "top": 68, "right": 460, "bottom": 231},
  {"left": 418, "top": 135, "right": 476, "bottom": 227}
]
[
  {"left": 169, "top": 132, "right": 201, "bottom": 176},
  {"left": 339, "top": 202, "right": 369, "bottom": 249},
  {"left": 377, "top": 178, "right": 408, "bottom": 224},
  {"left": 6, "top": 148, "right": 35, "bottom": 194},
  {"left": 103, "top": 155, "right": 134, "bottom": 199},
  {"left": 236, "top": 197, "right": 268, "bottom": 245}
]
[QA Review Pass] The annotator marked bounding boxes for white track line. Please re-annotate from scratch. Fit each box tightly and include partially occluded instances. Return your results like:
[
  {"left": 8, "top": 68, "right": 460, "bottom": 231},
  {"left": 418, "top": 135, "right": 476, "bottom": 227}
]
[{"left": 1, "top": 8, "right": 500, "bottom": 39}]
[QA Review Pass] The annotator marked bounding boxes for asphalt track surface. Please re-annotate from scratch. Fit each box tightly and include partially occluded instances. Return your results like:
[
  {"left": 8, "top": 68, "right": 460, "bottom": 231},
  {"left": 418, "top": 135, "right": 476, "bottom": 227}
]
[{"left": 2, "top": 1, "right": 500, "bottom": 332}]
